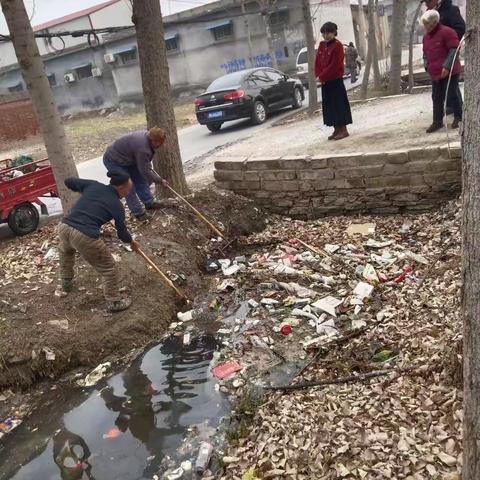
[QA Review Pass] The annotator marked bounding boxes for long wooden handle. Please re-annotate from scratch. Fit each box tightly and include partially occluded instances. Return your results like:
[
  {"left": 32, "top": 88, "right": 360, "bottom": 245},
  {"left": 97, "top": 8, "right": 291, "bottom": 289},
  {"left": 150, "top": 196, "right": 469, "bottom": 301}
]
[
  {"left": 136, "top": 248, "right": 189, "bottom": 302},
  {"left": 164, "top": 184, "right": 224, "bottom": 239}
]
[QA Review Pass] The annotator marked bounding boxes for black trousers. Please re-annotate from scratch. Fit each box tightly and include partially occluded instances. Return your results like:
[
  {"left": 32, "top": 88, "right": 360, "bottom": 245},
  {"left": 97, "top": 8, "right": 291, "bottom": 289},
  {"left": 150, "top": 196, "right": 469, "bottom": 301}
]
[{"left": 432, "top": 74, "right": 463, "bottom": 124}]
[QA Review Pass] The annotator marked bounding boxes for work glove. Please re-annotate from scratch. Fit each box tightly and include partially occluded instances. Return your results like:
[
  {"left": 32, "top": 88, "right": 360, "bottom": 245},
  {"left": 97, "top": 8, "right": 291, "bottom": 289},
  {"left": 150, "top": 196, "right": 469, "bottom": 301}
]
[{"left": 130, "top": 240, "right": 141, "bottom": 253}]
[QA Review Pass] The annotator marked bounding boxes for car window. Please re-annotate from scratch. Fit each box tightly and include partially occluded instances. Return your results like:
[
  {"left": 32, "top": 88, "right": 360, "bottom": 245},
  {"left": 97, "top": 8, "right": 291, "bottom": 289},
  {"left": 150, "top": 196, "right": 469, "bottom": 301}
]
[
  {"left": 207, "top": 71, "right": 247, "bottom": 91},
  {"left": 297, "top": 51, "right": 308, "bottom": 65},
  {"left": 266, "top": 70, "right": 285, "bottom": 82},
  {"left": 248, "top": 70, "right": 273, "bottom": 86}
]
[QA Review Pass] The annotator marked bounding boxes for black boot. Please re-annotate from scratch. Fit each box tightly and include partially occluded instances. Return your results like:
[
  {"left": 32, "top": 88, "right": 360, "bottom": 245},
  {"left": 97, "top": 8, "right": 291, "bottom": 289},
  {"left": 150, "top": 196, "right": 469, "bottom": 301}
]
[
  {"left": 451, "top": 117, "right": 461, "bottom": 129},
  {"left": 426, "top": 123, "right": 443, "bottom": 134}
]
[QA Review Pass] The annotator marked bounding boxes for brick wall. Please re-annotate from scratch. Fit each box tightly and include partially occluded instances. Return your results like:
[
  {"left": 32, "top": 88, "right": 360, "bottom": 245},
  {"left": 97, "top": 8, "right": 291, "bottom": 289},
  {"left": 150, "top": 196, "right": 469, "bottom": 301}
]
[
  {"left": 214, "top": 145, "right": 462, "bottom": 219},
  {"left": 0, "top": 94, "right": 39, "bottom": 147}
]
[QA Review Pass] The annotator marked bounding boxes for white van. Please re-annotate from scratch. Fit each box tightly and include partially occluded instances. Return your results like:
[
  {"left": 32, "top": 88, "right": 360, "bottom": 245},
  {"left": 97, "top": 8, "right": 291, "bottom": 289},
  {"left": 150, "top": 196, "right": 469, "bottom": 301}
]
[
  {"left": 295, "top": 47, "right": 309, "bottom": 87},
  {"left": 296, "top": 46, "right": 361, "bottom": 87}
]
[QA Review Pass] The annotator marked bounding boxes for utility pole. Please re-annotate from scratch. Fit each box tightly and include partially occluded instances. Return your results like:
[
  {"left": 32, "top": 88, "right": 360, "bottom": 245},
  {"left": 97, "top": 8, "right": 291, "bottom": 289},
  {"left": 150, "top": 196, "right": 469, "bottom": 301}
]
[
  {"left": 132, "top": 0, "right": 188, "bottom": 196},
  {"left": 301, "top": 0, "right": 318, "bottom": 116},
  {"left": 462, "top": 1, "right": 480, "bottom": 478},
  {"left": 0, "top": 0, "right": 79, "bottom": 212}
]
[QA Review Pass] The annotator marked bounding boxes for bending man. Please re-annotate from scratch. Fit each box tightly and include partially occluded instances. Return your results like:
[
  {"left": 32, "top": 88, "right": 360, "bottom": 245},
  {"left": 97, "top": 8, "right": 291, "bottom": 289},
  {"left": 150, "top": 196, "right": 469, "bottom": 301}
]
[
  {"left": 103, "top": 127, "right": 168, "bottom": 220},
  {"left": 57, "top": 172, "right": 139, "bottom": 313}
]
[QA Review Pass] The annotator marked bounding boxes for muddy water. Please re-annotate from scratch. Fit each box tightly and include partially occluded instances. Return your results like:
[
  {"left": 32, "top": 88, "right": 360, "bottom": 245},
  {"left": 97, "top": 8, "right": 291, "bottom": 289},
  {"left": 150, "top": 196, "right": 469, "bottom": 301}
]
[{"left": 0, "top": 334, "right": 228, "bottom": 480}]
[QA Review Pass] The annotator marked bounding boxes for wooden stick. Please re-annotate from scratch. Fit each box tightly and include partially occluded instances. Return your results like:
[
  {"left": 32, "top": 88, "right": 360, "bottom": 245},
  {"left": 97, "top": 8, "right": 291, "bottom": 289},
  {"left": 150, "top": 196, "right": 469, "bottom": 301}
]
[
  {"left": 136, "top": 248, "right": 190, "bottom": 303},
  {"left": 267, "top": 370, "right": 392, "bottom": 392},
  {"left": 295, "top": 238, "right": 329, "bottom": 258},
  {"left": 164, "top": 184, "right": 225, "bottom": 239}
]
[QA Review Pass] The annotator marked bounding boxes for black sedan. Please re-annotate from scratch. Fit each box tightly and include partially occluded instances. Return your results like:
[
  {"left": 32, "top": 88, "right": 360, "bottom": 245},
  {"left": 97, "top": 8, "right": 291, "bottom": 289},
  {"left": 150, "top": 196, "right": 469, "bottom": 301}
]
[{"left": 195, "top": 67, "right": 305, "bottom": 132}]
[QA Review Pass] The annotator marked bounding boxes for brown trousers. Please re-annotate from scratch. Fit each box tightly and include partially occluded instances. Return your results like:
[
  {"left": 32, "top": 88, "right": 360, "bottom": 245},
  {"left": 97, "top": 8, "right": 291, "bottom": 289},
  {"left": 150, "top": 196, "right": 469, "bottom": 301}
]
[{"left": 57, "top": 223, "right": 120, "bottom": 302}]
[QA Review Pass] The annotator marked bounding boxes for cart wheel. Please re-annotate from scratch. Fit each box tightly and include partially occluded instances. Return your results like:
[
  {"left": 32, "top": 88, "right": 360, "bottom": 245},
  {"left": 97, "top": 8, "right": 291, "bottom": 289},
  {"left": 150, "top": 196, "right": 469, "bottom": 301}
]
[{"left": 8, "top": 202, "right": 40, "bottom": 236}]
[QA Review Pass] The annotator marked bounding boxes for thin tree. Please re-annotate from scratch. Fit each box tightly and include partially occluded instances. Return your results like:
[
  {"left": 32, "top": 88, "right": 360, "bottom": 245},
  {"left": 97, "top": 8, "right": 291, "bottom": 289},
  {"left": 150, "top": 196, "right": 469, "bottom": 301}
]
[
  {"left": 361, "top": 0, "right": 376, "bottom": 98},
  {"left": 369, "top": 0, "right": 381, "bottom": 89},
  {"left": 408, "top": 1, "right": 423, "bottom": 93},
  {"left": 0, "top": 0, "right": 79, "bottom": 211},
  {"left": 256, "top": 0, "right": 279, "bottom": 69},
  {"left": 388, "top": 0, "right": 407, "bottom": 94},
  {"left": 301, "top": 0, "right": 318, "bottom": 115},
  {"left": 132, "top": 0, "right": 188, "bottom": 196},
  {"left": 462, "top": 1, "right": 480, "bottom": 478},
  {"left": 241, "top": 0, "right": 255, "bottom": 67},
  {"left": 357, "top": 0, "right": 367, "bottom": 60}
]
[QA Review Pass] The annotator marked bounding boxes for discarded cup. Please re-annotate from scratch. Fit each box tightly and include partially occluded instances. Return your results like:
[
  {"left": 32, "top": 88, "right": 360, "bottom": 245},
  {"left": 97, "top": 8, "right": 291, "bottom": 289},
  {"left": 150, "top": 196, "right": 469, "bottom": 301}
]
[{"left": 280, "top": 323, "right": 292, "bottom": 336}]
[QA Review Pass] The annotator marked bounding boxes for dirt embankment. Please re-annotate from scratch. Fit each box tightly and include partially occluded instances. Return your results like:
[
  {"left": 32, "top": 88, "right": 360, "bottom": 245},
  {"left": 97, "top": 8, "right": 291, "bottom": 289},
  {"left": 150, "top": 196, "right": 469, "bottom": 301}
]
[{"left": 0, "top": 188, "right": 265, "bottom": 393}]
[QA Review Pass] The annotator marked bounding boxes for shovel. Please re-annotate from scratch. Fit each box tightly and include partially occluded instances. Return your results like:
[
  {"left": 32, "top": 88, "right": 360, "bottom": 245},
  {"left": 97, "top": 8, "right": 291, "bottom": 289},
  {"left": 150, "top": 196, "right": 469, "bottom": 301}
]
[
  {"left": 163, "top": 183, "right": 225, "bottom": 239},
  {"left": 136, "top": 248, "right": 190, "bottom": 304}
]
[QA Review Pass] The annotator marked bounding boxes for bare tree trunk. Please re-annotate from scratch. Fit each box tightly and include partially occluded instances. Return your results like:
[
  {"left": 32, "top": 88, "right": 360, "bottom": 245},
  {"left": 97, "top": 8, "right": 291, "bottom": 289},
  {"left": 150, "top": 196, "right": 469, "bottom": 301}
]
[
  {"left": 408, "top": 1, "right": 423, "bottom": 94},
  {"left": 357, "top": 0, "right": 367, "bottom": 60},
  {"left": 242, "top": 0, "right": 254, "bottom": 67},
  {"left": 360, "top": 40, "right": 372, "bottom": 99},
  {"left": 263, "top": 14, "right": 278, "bottom": 69},
  {"left": 368, "top": 0, "right": 381, "bottom": 89},
  {"left": 257, "top": 0, "right": 278, "bottom": 69},
  {"left": 463, "top": 3, "right": 480, "bottom": 479},
  {"left": 302, "top": 0, "right": 318, "bottom": 115},
  {"left": 132, "top": 0, "right": 188, "bottom": 196},
  {"left": 388, "top": 0, "right": 407, "bottom": 95},
  {"left": 0, "top": 0, "right": 78, "bottom": 212}
]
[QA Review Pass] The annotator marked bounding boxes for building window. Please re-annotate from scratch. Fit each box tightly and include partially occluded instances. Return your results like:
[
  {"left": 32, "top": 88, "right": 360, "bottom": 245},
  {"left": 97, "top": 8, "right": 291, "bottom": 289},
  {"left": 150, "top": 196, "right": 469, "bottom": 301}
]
[
  {"left": 74, "top": 64, "right": 93, "bottom": 79},
  {"left": 118, "top": 47, "right": 137, "bottom": 64},
  {"left": 269, "top": 9, "right": 289, "bottom": 26},
  {"left": 207, "top": 21, "right": 233, "bottom": 41},
  {"left": 47, "top": 73, "right": 57, "bottom": 87},
  {"left": 7, "top": 82, "right": 23, "bottom": 93},
  {"left": 165, "top": 35, "right": 179, "bottom": 52}
]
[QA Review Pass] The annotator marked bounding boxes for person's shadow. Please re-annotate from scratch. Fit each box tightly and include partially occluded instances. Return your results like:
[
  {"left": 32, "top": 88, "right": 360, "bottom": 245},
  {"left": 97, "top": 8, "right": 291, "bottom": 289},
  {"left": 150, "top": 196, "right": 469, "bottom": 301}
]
[{"left": 52, "top": 427, "right": 95, "bottom": 480}]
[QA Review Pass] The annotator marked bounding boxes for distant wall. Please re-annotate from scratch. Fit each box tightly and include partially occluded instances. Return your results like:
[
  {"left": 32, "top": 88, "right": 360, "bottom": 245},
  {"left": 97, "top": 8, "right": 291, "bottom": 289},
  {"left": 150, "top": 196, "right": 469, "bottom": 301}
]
[
  {"left": 214, "top": 146, "right": 462, "bottom": 219},
  {"left": 0, "top": 94, "right": 39, "bottom": 146}
]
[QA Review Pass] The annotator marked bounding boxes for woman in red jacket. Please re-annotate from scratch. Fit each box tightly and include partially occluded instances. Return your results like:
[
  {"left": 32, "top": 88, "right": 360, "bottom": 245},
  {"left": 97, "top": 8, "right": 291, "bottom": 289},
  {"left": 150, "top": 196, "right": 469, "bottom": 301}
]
[{"left": 315, "top": 22, "right": 352, "bottom": 141}]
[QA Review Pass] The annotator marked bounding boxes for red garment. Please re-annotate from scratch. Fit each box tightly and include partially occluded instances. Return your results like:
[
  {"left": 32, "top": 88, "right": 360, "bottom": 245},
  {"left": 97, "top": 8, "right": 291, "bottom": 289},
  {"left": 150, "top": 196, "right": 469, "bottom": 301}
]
[
  {"left": 315, "top": 39, "right": 345, "bottom": 83},
  {"left": 423, "top": 24, "right": 461, "bottom": 81}
]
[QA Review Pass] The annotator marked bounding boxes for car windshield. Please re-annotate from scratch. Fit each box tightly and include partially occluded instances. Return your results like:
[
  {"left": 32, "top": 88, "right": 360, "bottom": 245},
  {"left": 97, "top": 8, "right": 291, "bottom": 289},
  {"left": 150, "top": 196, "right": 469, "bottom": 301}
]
[
  {"left": 206, "top": 72, "right": 246, "bottom": 91},
  {"left": 297, "top": 51, "right": 308, "bottom": 65}
]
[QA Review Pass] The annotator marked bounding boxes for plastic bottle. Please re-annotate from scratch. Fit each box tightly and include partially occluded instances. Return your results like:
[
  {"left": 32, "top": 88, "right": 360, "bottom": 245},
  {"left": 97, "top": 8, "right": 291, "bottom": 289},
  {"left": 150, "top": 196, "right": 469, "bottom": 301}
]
[{"left": 195, "top": 441, "right": 214, "bottom": 474}]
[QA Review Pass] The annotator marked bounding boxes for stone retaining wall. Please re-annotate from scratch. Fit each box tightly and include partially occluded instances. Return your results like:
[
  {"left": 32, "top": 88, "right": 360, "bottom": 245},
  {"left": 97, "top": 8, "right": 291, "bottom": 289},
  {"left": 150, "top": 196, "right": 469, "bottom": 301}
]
[{"left": 214, "top": 145, "right": 461, "bottom": 218}]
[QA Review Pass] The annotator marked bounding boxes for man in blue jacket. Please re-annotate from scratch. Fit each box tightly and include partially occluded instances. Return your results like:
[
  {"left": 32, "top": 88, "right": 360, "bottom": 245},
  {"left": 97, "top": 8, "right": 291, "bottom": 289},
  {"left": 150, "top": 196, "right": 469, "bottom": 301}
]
[
  {"left": 103, "top": 127, "right": 168, "bottom": 220},
  {"left": 57, "top": 171, "right": 139, "bottom": 313}
]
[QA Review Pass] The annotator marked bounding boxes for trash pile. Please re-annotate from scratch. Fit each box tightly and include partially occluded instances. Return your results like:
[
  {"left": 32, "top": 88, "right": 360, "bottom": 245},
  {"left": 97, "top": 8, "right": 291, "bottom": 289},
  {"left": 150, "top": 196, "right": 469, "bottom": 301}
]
[{"left": 170, "top": 200, "right": 462, "bottom": 479}]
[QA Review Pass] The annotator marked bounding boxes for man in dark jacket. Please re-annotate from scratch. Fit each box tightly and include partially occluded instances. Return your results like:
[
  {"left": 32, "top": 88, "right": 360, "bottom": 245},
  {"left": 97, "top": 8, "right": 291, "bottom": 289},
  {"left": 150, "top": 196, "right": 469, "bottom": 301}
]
[
  {"left": 57, "top": 172, "right": 140, "bottom": 313},
  {"left": 103, "top": 127, "right": 168, "bottom": 220},
  {"left": 345, "top": 42, "right": 359, "bottom": 83},
  {"left": 425, "top": 0, "right": 465, "bottom": 40},
  {"left": 422, "top": 9, "right": 463, "bottom": 133}
]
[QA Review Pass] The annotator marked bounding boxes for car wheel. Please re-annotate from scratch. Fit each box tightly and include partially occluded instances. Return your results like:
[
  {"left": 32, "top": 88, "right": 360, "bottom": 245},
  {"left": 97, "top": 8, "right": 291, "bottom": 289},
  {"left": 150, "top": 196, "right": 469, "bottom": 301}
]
[
  {"left": 8, "top": 202, "right": 40, "bottom": 236},
  {"left": 292, "top": 88, "right": 303, "bottom": 109},
  {"left": 207, "top": 123, "right": 222, "bottom": 133},
  {"left": 251, "top": 100, "right": 267, "bottom": 125}
]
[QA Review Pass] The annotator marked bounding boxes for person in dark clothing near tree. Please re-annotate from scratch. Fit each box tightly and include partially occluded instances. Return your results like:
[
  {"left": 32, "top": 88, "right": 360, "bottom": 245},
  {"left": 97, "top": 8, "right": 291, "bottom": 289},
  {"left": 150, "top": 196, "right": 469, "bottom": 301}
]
[
  {"left": 103, "top": 127, "right": 169, "bottom": 221},
  {"left": 57, "top": 172, "right": 140, "bottom": 313},
  {"left": 425, "top": 0, "right": 465, "bottom": 115},
  {"left": 425, "top": 0, "right": 465, "bottom": 40},
  {"left": 345, "top": 42, "right": 359, "bottom": 83},
  {"left": 315, "top": 22, "right": 352, "bottom": 141},
  {"left": 422, "top": 9, "right": 463, "bottom": 133}
]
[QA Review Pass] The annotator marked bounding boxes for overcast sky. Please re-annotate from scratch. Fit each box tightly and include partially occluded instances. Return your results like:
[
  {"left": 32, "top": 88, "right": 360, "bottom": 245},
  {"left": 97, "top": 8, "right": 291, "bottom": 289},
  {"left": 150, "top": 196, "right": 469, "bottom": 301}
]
[{"left": 0, "top": 0, "right": 218, "bottom": 34}]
